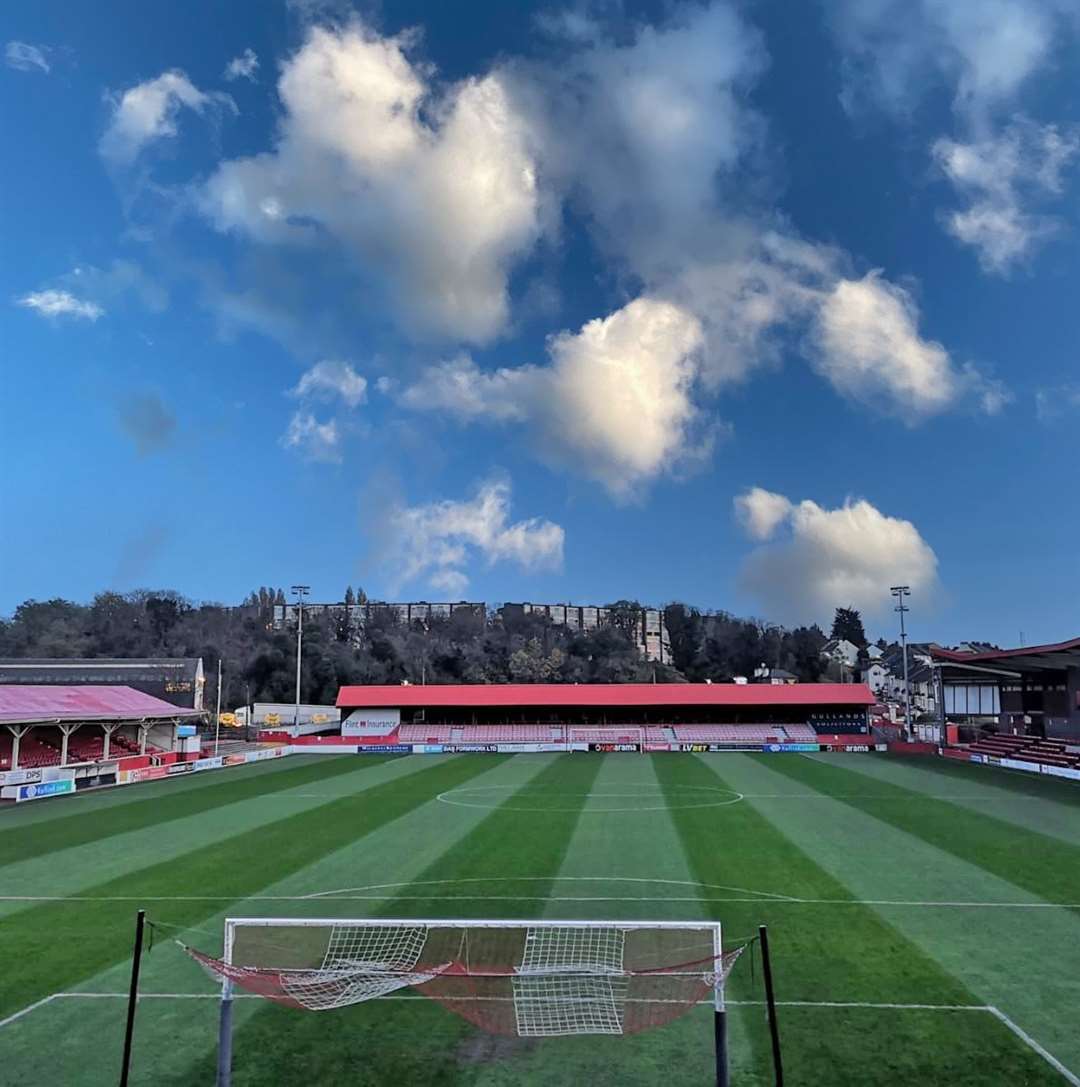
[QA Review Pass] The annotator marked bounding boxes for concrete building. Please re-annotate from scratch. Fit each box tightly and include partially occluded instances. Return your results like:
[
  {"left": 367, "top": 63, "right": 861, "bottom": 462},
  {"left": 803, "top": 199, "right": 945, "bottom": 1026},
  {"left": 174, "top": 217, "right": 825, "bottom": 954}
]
[
  {"left": 500, "top": 602, "right": 670, "bottom": 663},
  {"left": 272, "top": 601, "right": 486, "bottom": 632}
]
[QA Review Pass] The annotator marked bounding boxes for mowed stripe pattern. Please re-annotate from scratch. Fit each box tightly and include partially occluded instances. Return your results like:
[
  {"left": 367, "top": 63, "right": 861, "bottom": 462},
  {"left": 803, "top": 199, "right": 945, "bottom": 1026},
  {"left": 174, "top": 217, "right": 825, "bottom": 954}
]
[{"left": 1, "top": 752, "right": 1078, "bottom": 1086}]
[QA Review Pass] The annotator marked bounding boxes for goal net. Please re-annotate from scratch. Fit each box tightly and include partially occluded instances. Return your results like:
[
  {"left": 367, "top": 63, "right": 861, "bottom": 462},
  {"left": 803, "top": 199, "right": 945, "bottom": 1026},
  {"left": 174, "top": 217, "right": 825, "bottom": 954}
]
[{"left": 185, "top": 918, "right": 744, "bottom": 1038}]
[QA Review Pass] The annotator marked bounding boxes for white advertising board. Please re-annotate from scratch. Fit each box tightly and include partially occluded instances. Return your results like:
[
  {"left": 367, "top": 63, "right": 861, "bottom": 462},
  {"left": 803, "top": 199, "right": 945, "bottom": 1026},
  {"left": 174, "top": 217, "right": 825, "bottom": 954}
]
[{"left": 342, "top": 708, "right": 401, "bottom": 735}]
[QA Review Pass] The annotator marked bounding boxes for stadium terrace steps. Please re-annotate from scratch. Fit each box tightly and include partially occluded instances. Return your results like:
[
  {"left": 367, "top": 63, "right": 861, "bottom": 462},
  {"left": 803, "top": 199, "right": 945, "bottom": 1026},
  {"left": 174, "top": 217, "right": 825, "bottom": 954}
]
[
  {"left": 967, "top": 733, "right": 1080, "bottom": 770},
  {"left": 394, "top": 722, "right": 826, "bottom": 746}
]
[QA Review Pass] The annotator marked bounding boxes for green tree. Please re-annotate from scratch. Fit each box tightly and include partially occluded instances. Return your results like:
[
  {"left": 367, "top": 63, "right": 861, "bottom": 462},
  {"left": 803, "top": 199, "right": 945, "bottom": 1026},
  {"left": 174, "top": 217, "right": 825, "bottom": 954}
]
[{"left": 830, "top": 607, "right": 867, "bottom": 648}]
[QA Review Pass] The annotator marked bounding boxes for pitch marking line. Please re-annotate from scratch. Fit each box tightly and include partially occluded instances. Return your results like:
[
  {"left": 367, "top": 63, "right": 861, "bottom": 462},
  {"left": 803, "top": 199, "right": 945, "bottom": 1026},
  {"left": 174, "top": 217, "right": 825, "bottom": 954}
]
[{"left": 3, "top": 993, "right": 1076, "bottom": 1084}]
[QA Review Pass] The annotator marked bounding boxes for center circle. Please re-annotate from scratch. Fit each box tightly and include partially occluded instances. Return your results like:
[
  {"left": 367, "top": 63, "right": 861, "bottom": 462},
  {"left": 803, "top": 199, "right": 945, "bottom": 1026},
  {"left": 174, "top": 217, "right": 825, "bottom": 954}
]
[{"left": 436, "top": 783, "right": 743, "bottom": 812}]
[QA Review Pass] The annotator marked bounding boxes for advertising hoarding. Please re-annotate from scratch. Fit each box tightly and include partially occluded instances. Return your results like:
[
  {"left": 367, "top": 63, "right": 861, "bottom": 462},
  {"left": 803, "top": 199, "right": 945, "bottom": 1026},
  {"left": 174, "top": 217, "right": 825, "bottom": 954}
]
[
  {"left": 342, "top": 708, "right": 401, "bottom": 735},
  {"left": 16, "top": 779, "right": 76, "bottom": 801}
]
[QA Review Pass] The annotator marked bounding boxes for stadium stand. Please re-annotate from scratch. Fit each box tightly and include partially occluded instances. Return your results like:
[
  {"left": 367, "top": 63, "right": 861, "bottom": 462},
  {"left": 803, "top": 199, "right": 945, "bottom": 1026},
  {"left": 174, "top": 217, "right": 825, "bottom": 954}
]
[
  {"left": 0, "top": 732, "right": 61, "bottom": 770},
  {"left": 967, "top": 732, "right": 1080, "bottom": 769},
  {"left": 569, "top": 728, "right": 642, "bottom": 743},
  {"left": 393, "top": 721, "right": 827, "bottom": 747},
  {"left": 398, "top": 724, "right": 453, "bottom": 743}
]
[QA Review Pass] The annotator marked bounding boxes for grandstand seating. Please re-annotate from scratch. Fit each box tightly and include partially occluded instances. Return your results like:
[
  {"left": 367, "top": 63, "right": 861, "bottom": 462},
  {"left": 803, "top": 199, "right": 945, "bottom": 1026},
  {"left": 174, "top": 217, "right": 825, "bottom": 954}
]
[
  {"left": 568, "top": 728, "right": 642, "bottom": 743},
  {"left": 674, "top": 724, "right": 784, "bottom": 743},
  {"left": 398, "top": 725, "right": 453, "bottom": 743},
  {"left": 392, "top": 722, "right": 825, "bottom": 747},
  {"left": 457, "top": 725, "right": 555, "bottom": 742},
  {"left": 968, "top": 733, "right": 1080, "bottom": 769},
  {"left": 783, "top": 724, "right": 818, "bottom": 742},
  {"left": 0, "top": 727, "right": 158, "bottom": 770},
  {"left": 0, "top": 732, "right": 61, "bottom": 770}
]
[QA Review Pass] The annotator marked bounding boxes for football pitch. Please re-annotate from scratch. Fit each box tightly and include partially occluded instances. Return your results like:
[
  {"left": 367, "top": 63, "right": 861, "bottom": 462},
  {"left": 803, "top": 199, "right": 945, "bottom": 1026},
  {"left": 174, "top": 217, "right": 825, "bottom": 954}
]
[{"left": 2, "top": 751, "right": 1079, "bottom": 1086}]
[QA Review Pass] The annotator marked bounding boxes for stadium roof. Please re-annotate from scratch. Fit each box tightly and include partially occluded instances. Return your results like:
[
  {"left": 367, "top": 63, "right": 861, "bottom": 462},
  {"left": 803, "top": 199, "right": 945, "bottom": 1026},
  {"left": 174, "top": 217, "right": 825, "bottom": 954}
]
[
  {"left": 931, "top": 637, "right": 1080, "bottom": 673},
  {"left": 0, "top": 685, "right": 200, "bottom": 725},
  {"left": 337, "top": 682, "right": 874, "bottom": 709}
]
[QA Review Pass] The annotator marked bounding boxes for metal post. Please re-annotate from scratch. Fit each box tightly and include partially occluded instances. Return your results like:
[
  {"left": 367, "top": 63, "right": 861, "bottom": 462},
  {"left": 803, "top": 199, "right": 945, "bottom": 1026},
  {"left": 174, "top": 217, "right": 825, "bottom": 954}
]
[
  {"left": 119, "top": 909, "right": 146, "bottom": 1087},
  {"left": 713, "top": 924, "right": 728, "bottom": 1087},
  {"left": 214, "top": 658, "right": 223, "bottom": 756},
  {"left": 217, "top": 919, "right": 236, "bottom": 1087},
  {"left": 291, "top": 585, "right": 309, "bottom": 732},
  {"left": 759, "top": 925, "right": 784, "bottom": 1087},
  {"left": 714, "top": 1005, "right": 729, "bottom": 1087},
  {"left": 891, "top": 586, "right": 911, "bottom": 738}
]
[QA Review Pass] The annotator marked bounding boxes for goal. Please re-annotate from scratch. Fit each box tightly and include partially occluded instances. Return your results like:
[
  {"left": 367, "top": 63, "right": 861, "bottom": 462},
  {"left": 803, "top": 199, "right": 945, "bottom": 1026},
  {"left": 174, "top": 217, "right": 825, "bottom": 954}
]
[{"left": 184, "top": 918, "right": 745, "bottom": 1086}]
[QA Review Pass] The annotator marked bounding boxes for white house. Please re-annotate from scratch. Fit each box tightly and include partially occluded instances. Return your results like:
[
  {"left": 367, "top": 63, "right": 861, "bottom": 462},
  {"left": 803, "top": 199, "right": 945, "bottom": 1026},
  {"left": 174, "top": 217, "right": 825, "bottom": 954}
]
[{"left": 821, "top": 639, "right": 860, "bottom": 669}]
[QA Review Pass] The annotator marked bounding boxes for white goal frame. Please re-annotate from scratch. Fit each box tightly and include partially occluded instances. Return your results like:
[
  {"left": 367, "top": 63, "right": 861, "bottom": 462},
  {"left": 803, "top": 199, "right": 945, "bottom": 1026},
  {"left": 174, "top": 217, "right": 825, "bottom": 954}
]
[{"left": 214, "top": 917, "right": 728, "bottom": 1087}]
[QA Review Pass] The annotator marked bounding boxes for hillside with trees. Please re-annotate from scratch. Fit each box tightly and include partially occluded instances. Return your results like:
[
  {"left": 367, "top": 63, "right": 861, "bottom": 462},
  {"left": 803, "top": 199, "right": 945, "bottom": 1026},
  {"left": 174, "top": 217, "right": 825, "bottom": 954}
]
[{"left": 0, "top": 590, "right": 830, "bottom": 709}]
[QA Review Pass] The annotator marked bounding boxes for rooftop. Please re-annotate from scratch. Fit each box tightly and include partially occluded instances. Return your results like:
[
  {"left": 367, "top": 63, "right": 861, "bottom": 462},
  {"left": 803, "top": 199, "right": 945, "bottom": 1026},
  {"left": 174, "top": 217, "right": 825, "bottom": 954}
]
[
  {"left": 337, "top": 682, "right": 875, "bottom": 709},
  {"left": 0, "top": 685, "right": 201, "bottom": 725}
]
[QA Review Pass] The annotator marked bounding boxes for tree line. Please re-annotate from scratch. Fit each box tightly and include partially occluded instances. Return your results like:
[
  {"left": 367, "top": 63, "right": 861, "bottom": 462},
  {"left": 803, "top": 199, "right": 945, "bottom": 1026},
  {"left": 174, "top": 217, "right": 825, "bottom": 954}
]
[{"left": 0, "top": 589, "right": 847, "bottom": 710}]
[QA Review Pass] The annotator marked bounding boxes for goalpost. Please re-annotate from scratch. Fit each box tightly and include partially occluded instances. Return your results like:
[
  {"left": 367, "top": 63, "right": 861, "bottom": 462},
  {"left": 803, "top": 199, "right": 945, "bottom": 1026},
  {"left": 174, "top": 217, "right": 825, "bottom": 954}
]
[{"left": 184, "top": 918, "right": 744, "bottom": 1087}]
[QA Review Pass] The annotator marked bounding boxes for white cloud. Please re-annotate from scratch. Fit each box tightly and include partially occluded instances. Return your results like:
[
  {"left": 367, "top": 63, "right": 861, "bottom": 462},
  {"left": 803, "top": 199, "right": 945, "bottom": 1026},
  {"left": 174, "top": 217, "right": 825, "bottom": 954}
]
[
  {"left": 201, "top": 21, "right": 545, "bottom": 344},
  {"left": 280, "top": 410, "right": 341, "bottom": 462},
  {"left": 512, "top": 3, "right": 765, "bottom": 287},
  {"left": 734, "top": 487, "right": 793, "bottom": 541},
  {"left": 828, "top": 0, "right": 1070, "bottom": 121},
  {"left": 735, "top": 489, "right": 939, "bottom": 624},
  {"left": 16, "top": 289, "right": 104, "bottom": 321},
  {"left": 1035, "top": 382, "right": 1080, "bottom": 423},
  {"left": 290, "top": 360, "right": 367, "bottom": 408},
  {"left": 384, "top": 479, "right": 564, "bottom": 594},
  {"left": 224, "top": 49, "right": 259, "bottom": 82},
  {"left": 933, "top": 121, "right": 1079, "bottom": 272},
  {"left": 828, "top": 2, "right": 1078, "bottom": 268},
  {"left": 100, "top": 70, "right": 235, "bottom": 166},
  {"left": 809, "top": 271, "right": 1006, "bottom": 419},
  {"left": 5, "top": 41, "right": 50, "bottom": 73},
  {"left": 401, "top": 297, "right": 708, "bottom": 498}
]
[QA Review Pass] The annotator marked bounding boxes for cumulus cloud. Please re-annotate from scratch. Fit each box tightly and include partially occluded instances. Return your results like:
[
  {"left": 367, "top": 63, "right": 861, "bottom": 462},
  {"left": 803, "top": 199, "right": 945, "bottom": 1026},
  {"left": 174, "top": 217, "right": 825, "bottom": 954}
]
[
  {"left": 100, "top": 70, "right": 235, "bottom": 166},
  {"left": 828, "top": 0, "right": 1069, "bottom": 121},
  {"left": 290, "top": 359, "right": 367, "bottom": 408},
  {"left": 383, "top": 478, "right": 564, "bottom": 594},
  {"left": 201, "top": 21, "right": 545, "bottom": 343},
  {"left": 827, "top": 1, "right": 1078, "bottom": 267},
  {"left": 117, "top": 393, "right": 177, "bottom": 455},
  {"left": 515, "top": 2, "right": 766, "bottom": 276},
  {"left": 16, "top": 289, "right": 103, "bottom": 321},
  {"left": 401, "top": 297, "right": 708, "bottom": 498},
  {"left": 933, "top": 121, "right": 1079, "bottom": 272},
  {"left": 224, "top": 48, "right": 259, "bottom": 82},
  {"left": 5, "top": 41, "right": 50, "bottom": 73},
  {"left": 735, "top": 489, "right": 939, "bottom": 624},
  {"left": 809, "top": 271, "right": 1006, "bottom": 419},
  {"left": 281, "top": 410, "right": 341, "bottom": 462},
  {"left": 734, "top": 487, "right": 794, "bottom": 541}
]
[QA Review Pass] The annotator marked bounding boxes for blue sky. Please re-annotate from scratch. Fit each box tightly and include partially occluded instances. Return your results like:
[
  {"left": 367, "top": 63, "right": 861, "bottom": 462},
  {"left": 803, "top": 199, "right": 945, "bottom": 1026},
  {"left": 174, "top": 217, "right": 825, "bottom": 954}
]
[{"left": 2, "top": 0, "right": 1079, "bottom": 647}]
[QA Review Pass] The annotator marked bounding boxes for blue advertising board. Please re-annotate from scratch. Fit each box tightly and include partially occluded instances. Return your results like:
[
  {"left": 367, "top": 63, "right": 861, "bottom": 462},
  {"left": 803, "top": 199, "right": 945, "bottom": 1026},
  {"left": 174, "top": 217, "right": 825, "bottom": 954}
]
[
  {"left": 17, "top": 779, "right": 75, "bottom": 801},
  {"left": 177, "top": 725, "right": 198, "bottom": 737},
  {"left": 357, "top": 744, "right": 412, "bottom": 754}
]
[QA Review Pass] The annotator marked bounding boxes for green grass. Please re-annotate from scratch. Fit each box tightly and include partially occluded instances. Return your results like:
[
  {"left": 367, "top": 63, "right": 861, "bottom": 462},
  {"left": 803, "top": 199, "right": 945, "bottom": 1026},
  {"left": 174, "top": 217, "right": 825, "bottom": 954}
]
[{"left": 2, "top": 750, "right": 1078, "bottom": 1085}]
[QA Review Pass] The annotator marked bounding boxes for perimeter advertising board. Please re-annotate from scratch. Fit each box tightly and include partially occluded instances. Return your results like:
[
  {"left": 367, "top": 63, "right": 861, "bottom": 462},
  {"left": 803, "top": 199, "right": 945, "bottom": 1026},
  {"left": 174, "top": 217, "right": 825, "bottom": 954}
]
[
  {"left": 342, "top": 709, "right": 401, "bottom": 735},
  {"left": 355, "top": 744, "right": 411, "bottom": 754},
  {"left": 589, "top": 743, "right": 639, "bottom": 752},
  {"left": 16, "top": 779, "right": 75, "bottom": 801}
]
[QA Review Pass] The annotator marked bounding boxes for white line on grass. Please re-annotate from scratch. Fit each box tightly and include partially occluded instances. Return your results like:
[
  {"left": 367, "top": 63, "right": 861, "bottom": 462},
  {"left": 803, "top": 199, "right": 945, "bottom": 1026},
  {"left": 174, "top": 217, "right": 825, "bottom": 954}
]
[
  {"left": 987, "top": 1006, "right": 1080, "bottom": 1087},
  {"left": 6, "top": 992, "right": 1077, "bottom": 1084},
  {"left": 3, "top": 894, "right": 1077, "bottom": 908}
]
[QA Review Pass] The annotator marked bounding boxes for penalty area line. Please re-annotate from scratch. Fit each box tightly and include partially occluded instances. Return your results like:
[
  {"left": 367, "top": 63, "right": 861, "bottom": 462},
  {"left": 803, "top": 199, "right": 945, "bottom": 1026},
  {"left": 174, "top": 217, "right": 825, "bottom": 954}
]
[
  {"left": 6, "top": 991, "right": 1079, "bottom": 1081},
  {"left": 6, "top": 992, "right": 1079, "bottom": 1081}
]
